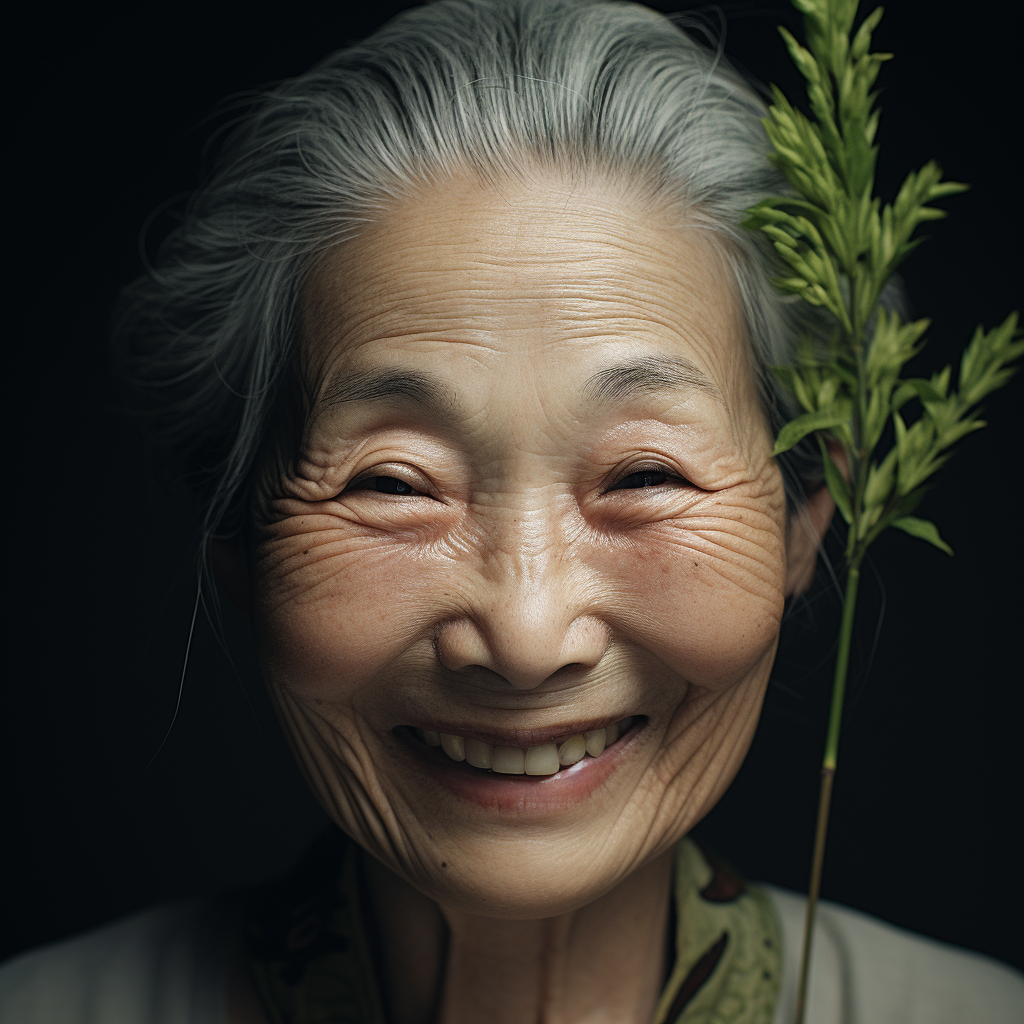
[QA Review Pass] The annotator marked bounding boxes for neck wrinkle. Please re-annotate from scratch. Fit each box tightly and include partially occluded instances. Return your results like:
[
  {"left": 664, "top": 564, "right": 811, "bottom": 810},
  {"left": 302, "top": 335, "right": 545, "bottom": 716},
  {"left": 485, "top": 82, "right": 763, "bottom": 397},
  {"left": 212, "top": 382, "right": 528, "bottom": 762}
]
[
  {"left": 438, "top": 912, "right": 573, "bottom": 1024},
  {"left": 364, "top": 846, "right": 675, "bottom": 1024}
]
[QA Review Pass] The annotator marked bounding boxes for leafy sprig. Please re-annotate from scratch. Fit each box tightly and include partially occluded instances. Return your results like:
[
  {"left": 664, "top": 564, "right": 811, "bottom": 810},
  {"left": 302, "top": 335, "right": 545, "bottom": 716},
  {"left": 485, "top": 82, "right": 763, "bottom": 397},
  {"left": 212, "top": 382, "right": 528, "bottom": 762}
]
[
  {"left": 746, "top": 2, "right": 1020, "bottom": 573},
  {"left": 742, "top": 2, "right": 1021, "bottom": 1021}
]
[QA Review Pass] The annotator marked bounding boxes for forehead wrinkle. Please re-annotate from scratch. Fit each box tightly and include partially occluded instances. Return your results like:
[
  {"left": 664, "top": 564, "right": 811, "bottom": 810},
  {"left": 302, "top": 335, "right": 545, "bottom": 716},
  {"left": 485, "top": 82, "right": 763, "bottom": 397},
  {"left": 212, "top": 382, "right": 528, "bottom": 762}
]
[
  {"left": 307, "top": 172, "right": 736, "bottom": 334},
  {"left": 315, "top": 269, "right": 735, "bottom": 354},
  {"left": 334, "top": 240, "right": 739, "bottom": 371},
  {"left": 302, "top": 170, "right": 754, "bottom": 427}
]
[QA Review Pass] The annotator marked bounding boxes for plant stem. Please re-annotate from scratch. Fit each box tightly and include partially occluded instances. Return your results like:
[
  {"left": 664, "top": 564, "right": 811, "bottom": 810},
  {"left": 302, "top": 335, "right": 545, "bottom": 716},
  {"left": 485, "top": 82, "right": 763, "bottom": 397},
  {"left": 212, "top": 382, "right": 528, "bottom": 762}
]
[{"left": 792, "top": 561, "right": 861, "bottom": 1024}]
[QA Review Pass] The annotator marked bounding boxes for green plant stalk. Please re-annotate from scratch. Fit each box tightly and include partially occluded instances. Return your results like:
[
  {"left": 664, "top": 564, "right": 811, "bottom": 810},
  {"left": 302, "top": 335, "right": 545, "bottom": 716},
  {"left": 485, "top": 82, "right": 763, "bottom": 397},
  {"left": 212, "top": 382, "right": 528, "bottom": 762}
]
[{"left": 792, "top": 560, "right": 860, "bottom": 1024}]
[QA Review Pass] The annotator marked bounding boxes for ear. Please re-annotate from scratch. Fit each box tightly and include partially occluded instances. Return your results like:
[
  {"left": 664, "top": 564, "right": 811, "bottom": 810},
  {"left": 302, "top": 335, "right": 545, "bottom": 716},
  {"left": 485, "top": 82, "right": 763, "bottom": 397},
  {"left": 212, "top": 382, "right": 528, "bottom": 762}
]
[
  {"left": 209, "top": 536, "right": 252, "bottom": 622},
  {"left": 784, "top": 441, "right": 848, "bottom": 597}
]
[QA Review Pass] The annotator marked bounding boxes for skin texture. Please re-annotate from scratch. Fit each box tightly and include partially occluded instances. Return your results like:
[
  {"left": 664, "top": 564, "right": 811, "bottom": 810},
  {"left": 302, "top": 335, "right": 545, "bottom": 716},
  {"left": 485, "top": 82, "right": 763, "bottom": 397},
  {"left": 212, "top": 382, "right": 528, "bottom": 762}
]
[{"left": 227, "top": 167, "right": 834, "bottom": 1024}]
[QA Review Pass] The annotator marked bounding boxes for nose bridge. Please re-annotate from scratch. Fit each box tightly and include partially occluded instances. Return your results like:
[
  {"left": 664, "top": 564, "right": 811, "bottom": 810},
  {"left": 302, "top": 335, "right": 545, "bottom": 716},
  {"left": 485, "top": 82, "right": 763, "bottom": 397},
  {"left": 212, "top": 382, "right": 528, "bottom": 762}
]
[
  {"left": 484, "top": 505, "right": 573, "bottom": 654},
  {"left": 485, "top": 503, "right": 559, "bottom": 591},
  {"left": 438, "top": 499, "right": 605, "bottom": 689}
]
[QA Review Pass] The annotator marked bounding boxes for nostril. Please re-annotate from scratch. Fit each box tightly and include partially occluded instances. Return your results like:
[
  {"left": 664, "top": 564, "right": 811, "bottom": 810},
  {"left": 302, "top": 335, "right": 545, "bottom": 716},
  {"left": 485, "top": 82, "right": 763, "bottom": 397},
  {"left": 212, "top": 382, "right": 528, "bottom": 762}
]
[{"left": 434, "top": 619, "right": 491, "bottom": 674}]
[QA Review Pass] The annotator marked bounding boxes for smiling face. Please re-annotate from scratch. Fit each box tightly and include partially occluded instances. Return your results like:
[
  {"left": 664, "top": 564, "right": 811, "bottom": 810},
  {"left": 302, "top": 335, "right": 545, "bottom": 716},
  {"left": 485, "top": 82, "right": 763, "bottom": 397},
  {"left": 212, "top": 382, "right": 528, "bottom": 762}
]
[{"left": 249, "top": 167, "right": 813, "bottom": 918}]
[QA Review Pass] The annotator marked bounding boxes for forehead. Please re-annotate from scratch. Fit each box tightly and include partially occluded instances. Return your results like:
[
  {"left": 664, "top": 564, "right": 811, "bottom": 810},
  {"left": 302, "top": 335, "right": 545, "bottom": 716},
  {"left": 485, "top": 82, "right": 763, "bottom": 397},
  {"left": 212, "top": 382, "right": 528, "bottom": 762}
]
[{"left": 301, "top": 168, "right": 757, "bottom": 414}]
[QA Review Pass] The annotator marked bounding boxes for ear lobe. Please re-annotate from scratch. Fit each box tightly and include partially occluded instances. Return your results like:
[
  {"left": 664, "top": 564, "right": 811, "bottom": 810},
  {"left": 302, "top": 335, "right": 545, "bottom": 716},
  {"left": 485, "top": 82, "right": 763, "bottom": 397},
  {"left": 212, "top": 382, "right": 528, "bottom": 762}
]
[
  {"left": 784, "top": 441, "right": 848, "bottom": 597},
  {"left": 209, "top": 537, "right": 252, "bottom": 622}
]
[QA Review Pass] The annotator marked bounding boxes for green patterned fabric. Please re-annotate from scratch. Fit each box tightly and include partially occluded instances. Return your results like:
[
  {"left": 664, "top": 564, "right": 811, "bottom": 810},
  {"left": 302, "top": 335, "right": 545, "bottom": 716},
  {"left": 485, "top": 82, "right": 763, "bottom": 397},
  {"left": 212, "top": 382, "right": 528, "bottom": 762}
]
[
  {"left": 652, "top": 841, "right": 781, "bottom": 1023},
  {"left": 244, "top": 830, "right": 780, "bottom": 1024}
]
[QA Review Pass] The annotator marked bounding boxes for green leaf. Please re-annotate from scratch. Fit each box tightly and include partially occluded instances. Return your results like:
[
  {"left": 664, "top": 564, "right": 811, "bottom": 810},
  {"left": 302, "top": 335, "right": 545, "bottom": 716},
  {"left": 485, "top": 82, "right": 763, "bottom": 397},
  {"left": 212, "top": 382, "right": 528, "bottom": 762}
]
[
  {"left": 779, "top": 27, "right": 822, "bottom": 86},
  {"left": 958, "top": 313, "right": 1023, "bottom": 407},
  {"left": 863, "top": 448, "right": 896, "bottom": 509},
  {"left": 817, "top": 437, "right": 853, "bottom": 523},
  {"left": 892, "top": 408, "right": 909, "bottom": 469},
  {"left": 930, "top": 365, "right": 951, "bottom": 398},
  {"left": 850, "top": 6, "right": 883, "bottom": 60},
  {"left": 891, "top": 376, "right": 945, "bottom": 409},
  {"left": 773, "top": 403, "right": 851, "bottom": 455},
  {"left": 890, "top": 516, "right": 953, "bottom": 556},
  {"left": 861, "top": 384, "right": 891, "bottom": 451}
]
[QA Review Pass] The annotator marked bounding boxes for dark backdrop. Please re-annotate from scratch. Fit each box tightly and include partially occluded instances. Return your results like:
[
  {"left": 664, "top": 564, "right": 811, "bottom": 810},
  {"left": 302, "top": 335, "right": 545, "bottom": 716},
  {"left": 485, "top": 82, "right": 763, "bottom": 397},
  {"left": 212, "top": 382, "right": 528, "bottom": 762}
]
[{"left": 6, "top": 0, "right": 1023, "bottom": 972}]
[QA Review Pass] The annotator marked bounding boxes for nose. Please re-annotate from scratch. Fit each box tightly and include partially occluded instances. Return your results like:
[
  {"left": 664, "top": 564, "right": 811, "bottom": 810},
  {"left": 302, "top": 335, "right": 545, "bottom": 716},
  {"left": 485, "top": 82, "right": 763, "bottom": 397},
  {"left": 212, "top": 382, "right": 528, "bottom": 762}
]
[{"left": 434, "top": 522, "right": 608, "bottom": 690}]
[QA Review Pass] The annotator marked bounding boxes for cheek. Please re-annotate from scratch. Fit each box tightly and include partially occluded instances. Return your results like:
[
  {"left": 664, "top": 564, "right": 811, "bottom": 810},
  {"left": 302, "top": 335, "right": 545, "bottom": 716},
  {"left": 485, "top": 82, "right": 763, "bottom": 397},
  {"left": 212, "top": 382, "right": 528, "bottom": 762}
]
[
  {"left": 251, "top": 533, "right": 448, "bottom": 698},
  {"left": 596, "top": 506, "right": 787, "bottom": 687}
]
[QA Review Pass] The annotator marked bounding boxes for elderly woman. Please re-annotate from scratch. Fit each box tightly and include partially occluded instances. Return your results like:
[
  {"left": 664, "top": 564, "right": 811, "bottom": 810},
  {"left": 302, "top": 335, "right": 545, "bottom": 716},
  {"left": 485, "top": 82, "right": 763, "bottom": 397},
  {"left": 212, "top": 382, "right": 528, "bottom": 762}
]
[{"left": 3, "top": 0, "right": 1022, "bottom": 1021}]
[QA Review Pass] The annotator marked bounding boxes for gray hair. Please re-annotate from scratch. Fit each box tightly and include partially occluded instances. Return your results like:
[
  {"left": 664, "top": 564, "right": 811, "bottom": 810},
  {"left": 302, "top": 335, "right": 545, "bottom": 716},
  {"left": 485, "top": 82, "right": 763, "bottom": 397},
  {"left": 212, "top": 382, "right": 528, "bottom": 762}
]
[{"left": 115, "top": 0, "right": 828, "bottom": 552}]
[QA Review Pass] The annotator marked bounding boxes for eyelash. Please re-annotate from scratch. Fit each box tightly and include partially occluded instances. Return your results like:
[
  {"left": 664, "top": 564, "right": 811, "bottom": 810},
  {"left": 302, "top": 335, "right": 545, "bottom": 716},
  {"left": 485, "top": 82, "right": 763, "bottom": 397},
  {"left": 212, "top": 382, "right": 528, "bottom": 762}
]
[
  {"left": 342, "top": 463, "right": 687, "bottom": 498},
  {"left": 343, "top": 473, "right": 427, "bottom": 497},
  {"left": 608, "top": 464, "right": 686, "bottom": 491}
]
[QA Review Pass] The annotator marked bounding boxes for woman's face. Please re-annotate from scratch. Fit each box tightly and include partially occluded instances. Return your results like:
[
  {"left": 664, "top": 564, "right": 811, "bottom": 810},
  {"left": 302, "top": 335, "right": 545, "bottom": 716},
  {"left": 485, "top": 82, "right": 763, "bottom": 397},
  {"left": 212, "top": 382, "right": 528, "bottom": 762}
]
[{"left": 250, "top": 168, "right": 816, "bottom": 917}]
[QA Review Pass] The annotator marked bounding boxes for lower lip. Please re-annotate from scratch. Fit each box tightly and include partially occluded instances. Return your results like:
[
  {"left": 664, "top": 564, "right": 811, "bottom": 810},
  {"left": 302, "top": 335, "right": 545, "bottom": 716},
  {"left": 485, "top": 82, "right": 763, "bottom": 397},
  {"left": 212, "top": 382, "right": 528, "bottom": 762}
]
[{"left": 395, "top": 721, "right": 644, "bottom": 814}]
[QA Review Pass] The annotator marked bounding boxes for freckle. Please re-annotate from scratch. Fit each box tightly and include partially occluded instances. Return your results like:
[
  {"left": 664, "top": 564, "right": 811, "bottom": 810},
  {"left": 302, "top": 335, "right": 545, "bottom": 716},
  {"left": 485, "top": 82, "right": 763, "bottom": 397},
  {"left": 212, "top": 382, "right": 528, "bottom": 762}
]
[{"left": 441, "top": 862, "right": 448, "bottom": 869}]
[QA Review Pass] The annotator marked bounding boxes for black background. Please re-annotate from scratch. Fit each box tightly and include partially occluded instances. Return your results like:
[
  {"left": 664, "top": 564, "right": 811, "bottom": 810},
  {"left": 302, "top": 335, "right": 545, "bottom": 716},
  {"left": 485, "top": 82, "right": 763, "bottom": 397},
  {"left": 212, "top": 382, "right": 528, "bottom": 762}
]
[{"left": 5, "top": 0, "right": 1023, "bottom": 974}]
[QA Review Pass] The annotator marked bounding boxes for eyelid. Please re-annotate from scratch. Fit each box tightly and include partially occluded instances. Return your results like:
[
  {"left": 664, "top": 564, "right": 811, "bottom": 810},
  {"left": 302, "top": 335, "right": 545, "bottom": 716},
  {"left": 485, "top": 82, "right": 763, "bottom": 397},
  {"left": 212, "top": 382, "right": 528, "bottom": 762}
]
[
  {"left": 611, "top": 460, "right": 680, "bottom": 481},
  {"left": 343, "top": 462, "right": 434, "bottom": 495}
]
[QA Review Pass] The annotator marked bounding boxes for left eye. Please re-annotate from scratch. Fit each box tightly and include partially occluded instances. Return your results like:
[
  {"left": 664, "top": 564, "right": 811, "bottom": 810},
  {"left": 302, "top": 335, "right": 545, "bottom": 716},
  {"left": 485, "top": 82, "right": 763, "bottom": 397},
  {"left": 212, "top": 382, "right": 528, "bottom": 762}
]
[
  {"left": 612, "top": 469, "right": 672, "bottom": 490},
  {"left": 345, "top": 475, "right": 419, "bottom": 495}
]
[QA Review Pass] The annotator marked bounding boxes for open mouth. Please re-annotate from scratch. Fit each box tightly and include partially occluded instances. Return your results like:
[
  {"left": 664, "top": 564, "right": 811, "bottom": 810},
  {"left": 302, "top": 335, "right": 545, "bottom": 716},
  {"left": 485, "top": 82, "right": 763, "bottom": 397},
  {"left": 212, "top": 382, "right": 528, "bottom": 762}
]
[{"left": 404, "top": 716, "right": 641, "bottom": 777}]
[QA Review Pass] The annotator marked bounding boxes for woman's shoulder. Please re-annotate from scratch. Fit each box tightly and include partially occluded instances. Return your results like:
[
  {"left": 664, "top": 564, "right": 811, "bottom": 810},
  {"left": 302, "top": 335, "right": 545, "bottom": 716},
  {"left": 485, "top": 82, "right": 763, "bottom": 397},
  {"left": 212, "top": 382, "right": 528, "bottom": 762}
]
[
  {"left": 760, "top": 882, "right": 1024, "bottom": 1024},
  {"left": 0, "top": 897, "right": 238, "bottom": 1024}
]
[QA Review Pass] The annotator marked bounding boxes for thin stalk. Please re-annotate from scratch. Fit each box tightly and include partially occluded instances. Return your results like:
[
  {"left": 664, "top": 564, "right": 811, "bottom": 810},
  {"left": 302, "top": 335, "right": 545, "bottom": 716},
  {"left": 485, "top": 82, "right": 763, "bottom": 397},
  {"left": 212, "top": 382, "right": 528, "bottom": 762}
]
[{"left": 792, "top": 561, "right": 861, "bottom": 1024}]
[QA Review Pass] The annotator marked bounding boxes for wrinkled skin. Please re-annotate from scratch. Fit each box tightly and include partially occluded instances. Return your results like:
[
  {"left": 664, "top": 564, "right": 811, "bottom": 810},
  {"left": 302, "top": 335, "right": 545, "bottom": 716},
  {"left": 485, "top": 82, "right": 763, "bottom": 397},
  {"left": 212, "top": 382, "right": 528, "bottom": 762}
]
[{"left": 227, "top": 168, "right": 833, "bottom": 1024}]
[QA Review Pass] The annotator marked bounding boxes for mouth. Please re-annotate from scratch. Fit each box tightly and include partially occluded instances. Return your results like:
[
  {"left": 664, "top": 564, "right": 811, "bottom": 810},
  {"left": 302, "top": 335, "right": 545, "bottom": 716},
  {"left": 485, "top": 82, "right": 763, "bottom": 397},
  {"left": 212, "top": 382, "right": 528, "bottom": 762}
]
[
  {"left": 394, "top": 715, "right": 646, "bottom": 813},
  {"left": 399, "top": 715, "right": 643, "bottom": 776}
]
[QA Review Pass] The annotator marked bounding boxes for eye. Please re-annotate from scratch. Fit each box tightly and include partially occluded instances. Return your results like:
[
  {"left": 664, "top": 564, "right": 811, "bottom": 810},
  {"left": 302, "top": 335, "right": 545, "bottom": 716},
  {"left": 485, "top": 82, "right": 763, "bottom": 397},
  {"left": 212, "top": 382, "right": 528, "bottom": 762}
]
[
  {"left": 614, "top": 469, "right": 669, "bottom": 489},
  {"left": 610, "top": 466, "right": 683, "bottom": 490},
  {"left": 343, "top": 474, "right": 423, "bottom": 496}
]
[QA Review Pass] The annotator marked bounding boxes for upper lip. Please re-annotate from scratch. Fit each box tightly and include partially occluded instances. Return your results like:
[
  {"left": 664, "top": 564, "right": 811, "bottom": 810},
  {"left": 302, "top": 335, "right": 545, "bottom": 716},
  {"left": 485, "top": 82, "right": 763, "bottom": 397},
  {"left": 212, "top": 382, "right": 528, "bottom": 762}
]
[{"left": 401, "top": 714, "right": 639, "bottom": 748}]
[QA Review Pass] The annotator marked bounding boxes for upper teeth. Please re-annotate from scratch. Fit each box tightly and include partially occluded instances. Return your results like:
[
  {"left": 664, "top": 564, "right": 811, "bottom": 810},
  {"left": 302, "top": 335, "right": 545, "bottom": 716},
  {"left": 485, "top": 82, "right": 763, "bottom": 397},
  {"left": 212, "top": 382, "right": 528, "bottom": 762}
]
[{"left": 417, "top": 718, "right": 635, "bottom": 776}]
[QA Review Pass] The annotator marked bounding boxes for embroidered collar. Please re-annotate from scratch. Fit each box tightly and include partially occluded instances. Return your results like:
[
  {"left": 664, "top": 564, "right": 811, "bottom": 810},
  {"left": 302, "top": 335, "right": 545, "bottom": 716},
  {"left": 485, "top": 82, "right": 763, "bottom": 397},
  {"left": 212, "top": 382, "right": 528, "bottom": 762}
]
[
  {"left": 244, "top": 830, "right": 780, "bottom": 1023},
  {"left": 653, "top": 840, "right": 780, "bottom": 1023}
]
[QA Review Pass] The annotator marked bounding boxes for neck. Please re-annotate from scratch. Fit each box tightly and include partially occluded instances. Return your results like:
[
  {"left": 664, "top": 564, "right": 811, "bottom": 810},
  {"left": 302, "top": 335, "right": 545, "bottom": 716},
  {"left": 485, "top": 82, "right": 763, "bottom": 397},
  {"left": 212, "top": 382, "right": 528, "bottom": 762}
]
[{"left": 361, "top": 849, "right": 675, "bottom": 1024}]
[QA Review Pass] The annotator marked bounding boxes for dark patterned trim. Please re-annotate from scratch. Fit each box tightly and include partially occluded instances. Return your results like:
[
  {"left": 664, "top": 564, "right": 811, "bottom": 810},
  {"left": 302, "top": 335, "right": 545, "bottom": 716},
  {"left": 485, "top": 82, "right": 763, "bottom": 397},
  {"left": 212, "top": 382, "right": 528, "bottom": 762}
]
[{"left": 663, "top": 931, "right": 729, "bottom": 1020}]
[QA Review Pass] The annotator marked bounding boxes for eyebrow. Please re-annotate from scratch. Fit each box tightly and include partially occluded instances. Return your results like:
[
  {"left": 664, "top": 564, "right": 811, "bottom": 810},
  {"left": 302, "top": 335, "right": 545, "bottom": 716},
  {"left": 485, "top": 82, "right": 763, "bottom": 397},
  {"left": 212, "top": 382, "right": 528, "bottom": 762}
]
[
  {"left": 316, "top": 367, "right": 458, "bottom": 415},
  {"left": 581, "top": 356, "right": 719, "bottom": 404},
  {"left": 314, "top": 354, "right": 717, "bottom": 420}
]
